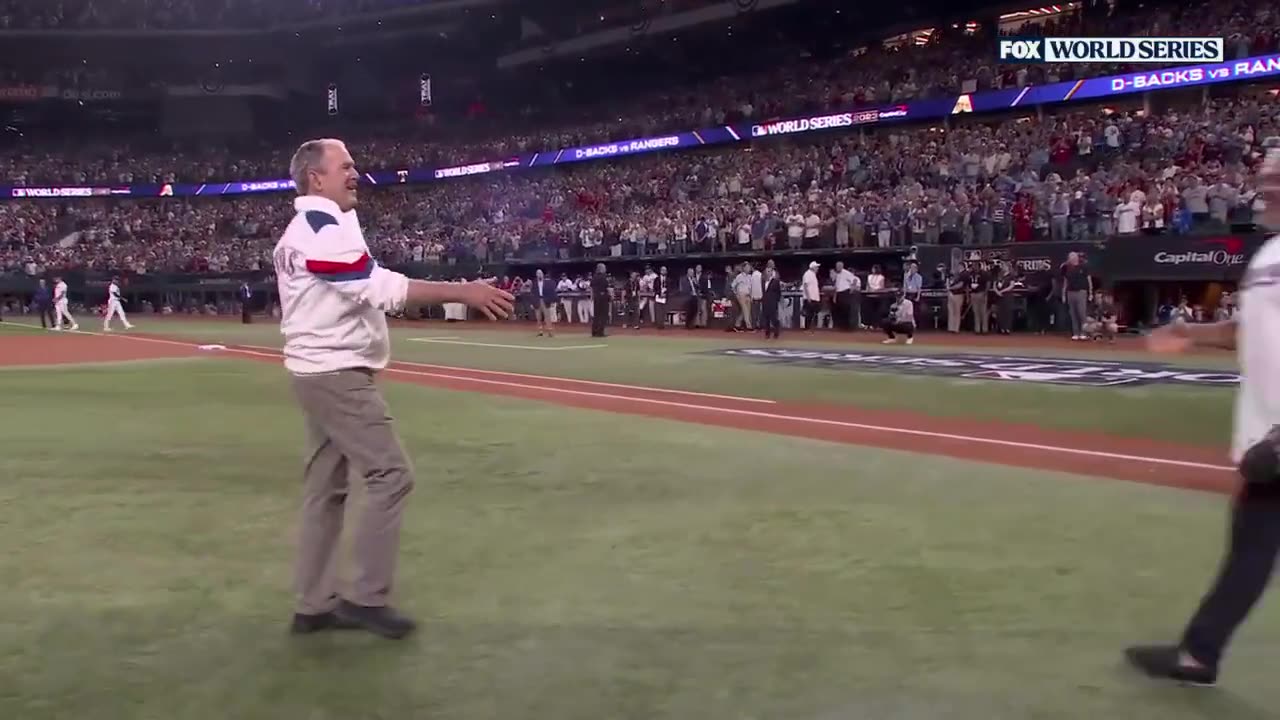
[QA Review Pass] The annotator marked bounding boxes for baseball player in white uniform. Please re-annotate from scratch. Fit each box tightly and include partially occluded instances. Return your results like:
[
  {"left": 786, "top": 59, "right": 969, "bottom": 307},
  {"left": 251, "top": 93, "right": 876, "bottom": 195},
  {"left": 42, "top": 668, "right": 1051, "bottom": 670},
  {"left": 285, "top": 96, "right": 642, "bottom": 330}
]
[
  {"left": 1125, "top": 137, "right": 1280, "bottom": 687},
  {"left": 52, "top": 276, "right": 78, "bottom": 331},
  {"left": 103, "top": 276, "right": 133, "bottom": 331}
]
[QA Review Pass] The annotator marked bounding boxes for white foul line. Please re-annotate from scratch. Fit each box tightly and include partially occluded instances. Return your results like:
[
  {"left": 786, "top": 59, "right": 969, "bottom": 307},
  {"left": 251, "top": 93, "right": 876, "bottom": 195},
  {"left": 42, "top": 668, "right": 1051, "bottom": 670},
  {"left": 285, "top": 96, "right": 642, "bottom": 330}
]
[
  {"left": 408, "top": 337, "right": 609, "bottom": 351},
  {"left": 232, "top": 341, "right": 776, "bottom": 404},
  {"left": 0, "top": 356, "right": 213, "bottom": 372},
  {"left": 22, "top": 324, "right": 1236, "bottom": 474}
]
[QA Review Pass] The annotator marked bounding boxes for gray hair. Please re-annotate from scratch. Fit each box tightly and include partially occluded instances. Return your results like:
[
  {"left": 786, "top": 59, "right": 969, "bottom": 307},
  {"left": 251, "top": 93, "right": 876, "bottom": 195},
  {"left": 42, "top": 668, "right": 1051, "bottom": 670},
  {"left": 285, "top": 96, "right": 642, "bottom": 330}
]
[{"left": 289, "top": 138, "right": 341, "bottom": 195}]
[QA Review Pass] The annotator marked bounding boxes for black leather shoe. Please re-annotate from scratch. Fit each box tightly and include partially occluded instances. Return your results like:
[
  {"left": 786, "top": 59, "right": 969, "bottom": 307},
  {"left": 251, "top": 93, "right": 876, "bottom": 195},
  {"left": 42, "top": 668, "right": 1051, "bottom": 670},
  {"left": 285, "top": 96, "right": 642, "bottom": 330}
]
[
  {"left": 289, "top": 611, "right": 361, "bottom": 635},
  {"left": 334, "top": 600, "right": 417, "bottom": 640},
  {"left": 1124, "top": 645, "right": 1218, "bottom": 687}
]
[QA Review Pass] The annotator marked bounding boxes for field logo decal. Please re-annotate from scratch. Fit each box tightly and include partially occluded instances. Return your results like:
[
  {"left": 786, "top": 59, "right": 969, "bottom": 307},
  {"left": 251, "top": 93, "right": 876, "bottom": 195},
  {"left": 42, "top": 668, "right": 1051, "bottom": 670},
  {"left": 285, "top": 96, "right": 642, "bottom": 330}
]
[{"left": 712, "top": 349, "right": 1238, "bottom": 388}]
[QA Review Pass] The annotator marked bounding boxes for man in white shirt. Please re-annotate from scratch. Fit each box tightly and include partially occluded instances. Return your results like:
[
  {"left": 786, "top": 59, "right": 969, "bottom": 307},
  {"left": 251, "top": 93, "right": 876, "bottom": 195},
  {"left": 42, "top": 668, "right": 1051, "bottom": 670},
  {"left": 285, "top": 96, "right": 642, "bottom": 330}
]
[
  {"left": 833, "top": 261, "right": 859, "bottom": 331},
  {"left": 1114, "top": 195, "right": 1141, "bottom": 235},
  {"left": 102, "top": 276, "right": 133, "bottom": 331},
  {"left": 786, "top": 212, "right": 805, "bottom": 250},
  {"left": 555, "top": 275, "right": 575, "bottom": 324},
  {"left": 730, "top": 263, "right": 753, "bottom": 331},
  {"left": 575, "top": 275, "right": 593, "bottom": 324},
  {"left": 273, "top": 138, "right": 513, "bottom": 640},
  {"left": 1126, "top": 139, "right": 1280, "bottom": 687},
  {"left": 749, "top": 263, "right": 764, "bottom": 326},
  {"left": 52, "top": 276, "right": 77, "bottom": 331},
  {"left": 801, "top": 261, "right": 821, "bottom": 331},
  {"left": 640, "top": 267, "right": 658, "bottom": 326},
  {"left": 881, "top": 291, "right": 916, "bottom": 345}
]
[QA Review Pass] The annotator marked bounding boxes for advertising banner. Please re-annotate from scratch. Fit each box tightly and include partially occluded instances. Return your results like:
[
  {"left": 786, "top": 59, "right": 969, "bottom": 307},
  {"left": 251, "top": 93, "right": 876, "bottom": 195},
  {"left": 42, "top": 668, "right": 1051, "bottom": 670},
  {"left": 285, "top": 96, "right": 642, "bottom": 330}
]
[
  {"left": 914, "top": 241, "right": 1101, "bottom": 277},
  {"left": 1098, "top": 234, "right": 1266, "bottom": 281}
]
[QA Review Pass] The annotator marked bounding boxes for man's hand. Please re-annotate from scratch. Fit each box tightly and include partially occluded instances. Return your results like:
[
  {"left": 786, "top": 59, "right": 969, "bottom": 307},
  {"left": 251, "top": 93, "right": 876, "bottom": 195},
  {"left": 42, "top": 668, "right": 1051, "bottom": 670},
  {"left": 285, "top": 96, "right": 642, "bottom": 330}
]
[
  {"left": 1146, "top": 322, "right": 1192, "bottom": 354},
  {"left": 456, "top": 281, "right": 515, "bottom": 321}
]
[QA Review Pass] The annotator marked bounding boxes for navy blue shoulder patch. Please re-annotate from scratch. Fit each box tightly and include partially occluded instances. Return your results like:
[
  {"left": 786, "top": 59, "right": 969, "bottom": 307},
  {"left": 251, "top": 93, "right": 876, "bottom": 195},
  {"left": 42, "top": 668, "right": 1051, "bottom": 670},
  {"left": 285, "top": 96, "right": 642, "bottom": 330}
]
[{"left": 304, "top": 210, "right": 339, "bottom": 234}]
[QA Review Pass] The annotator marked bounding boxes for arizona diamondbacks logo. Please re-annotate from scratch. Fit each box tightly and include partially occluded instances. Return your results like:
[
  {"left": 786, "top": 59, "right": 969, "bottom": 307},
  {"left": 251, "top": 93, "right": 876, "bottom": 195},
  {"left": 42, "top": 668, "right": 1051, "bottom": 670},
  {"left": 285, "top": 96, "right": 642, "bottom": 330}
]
[{"left": 714, "top": 349, "right": 1239, "bottom": 388}]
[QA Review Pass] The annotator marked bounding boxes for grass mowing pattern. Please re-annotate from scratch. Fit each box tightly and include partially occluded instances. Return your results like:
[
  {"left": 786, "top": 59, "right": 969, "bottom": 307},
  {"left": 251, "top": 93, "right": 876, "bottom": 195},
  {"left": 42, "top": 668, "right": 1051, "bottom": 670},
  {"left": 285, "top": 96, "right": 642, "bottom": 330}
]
[{"left": 0, "top": 360, "right": 1276, "bottom": 718}]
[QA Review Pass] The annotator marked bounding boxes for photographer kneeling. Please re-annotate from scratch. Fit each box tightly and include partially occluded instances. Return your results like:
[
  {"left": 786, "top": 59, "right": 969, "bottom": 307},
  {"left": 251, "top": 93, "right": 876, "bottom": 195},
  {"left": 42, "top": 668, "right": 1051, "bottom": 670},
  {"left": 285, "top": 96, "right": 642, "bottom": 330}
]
[{"left": 881, "top": 290, "right": 916, "bottom": 346}]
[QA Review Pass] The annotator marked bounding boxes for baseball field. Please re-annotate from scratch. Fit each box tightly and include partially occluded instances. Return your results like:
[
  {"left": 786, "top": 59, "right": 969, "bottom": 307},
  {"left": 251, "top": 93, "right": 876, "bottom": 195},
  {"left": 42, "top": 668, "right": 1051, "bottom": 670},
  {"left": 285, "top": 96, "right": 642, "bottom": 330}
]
[{"left": 0, "top": 318, "right": 1274, "bottom": 719}]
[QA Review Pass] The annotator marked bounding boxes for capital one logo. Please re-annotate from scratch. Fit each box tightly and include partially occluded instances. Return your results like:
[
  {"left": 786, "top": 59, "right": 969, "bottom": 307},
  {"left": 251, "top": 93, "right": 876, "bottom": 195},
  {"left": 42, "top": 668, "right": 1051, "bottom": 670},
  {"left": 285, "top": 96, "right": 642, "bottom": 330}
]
[
  {"left": 998, "top": 38, "right": 1043, "bottom": 61},
  {"left": 1152, "top": 238, "right": 1248, "bottom": 267}
]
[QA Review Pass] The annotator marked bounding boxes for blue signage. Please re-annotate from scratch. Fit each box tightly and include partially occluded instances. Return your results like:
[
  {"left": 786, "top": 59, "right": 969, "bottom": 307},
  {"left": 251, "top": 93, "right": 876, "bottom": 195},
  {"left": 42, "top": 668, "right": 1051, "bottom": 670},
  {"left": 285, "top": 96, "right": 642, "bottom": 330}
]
[{"left": 6, "top": 53, "right": 1278, "bottom": 201}]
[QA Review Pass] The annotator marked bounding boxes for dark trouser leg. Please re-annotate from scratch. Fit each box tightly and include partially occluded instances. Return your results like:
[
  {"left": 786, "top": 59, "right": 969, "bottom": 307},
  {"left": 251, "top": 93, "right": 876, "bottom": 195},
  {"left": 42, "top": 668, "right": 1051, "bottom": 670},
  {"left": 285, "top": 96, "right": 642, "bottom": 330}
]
[
  {"left": 592, "top": 299, "right": 608, "bottom": 336},
  {"left": 803, "top": 300, "right": 819, "bottom": 330},
  {"left": 834, "top": 292, "right": 849, "bottom": 330},
  {"left": 40, "top": 306, "right": 49, "bottom": 328},
  {"left": 882, "top": 321, "right": 914, "bottom": 339},
  {"left": 762, "top": 301, "right": 779, "bottom": 337},
  {"left": 1181, "top": 483, "right": 1280, "bottom": 668},
  {"left": 685, "top": 298, "right": 698, "bottom": 329}
]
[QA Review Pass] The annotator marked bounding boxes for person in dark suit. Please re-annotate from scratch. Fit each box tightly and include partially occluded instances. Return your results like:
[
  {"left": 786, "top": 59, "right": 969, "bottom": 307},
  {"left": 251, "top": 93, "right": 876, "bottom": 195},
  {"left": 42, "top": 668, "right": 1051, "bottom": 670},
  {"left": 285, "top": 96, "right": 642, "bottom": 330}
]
[
  {"left": 590, "top": 264, "right": 609, "bottom": 337},
  {"left": 991, "top": 263, "right": 1017, "bottom": 334},
  {"left": 533, "top": 268, "right": 558, "bottom": 337},
  {"left": 652, "top": 266, "right": 669, "bottom": 330},
  {"left": 33, "top": 279, "right": 54, "bottom": 328},
  {"left": 680, "top": 268, "right": 698, "bottom": 329},
  {"left": 761, "top": 265, "right": 782, "bottom": 339},
  {"left": 696, "top": 264, "right": 712, "bottom": 327},
  {"left": 239, "top": 281, "right": 254, "bottom": 324},
  {"left": 623, "top": 271, "right": 641, "bottom": 328}
]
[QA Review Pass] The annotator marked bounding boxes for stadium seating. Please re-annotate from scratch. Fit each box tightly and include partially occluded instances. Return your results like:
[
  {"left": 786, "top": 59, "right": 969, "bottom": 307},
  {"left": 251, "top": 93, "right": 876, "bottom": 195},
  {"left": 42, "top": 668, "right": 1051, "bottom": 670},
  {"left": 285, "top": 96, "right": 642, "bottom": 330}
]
[{"left": 1, "top": 0, "right": 1277, "bottom": 275}]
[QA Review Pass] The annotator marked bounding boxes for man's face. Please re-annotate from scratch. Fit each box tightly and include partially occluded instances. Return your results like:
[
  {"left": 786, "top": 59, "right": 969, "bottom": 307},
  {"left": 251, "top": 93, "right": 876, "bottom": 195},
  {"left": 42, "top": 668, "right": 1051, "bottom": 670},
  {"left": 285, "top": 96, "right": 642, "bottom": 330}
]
[{"left": 315, "top": 142, "right": 359, "bottom": 212}]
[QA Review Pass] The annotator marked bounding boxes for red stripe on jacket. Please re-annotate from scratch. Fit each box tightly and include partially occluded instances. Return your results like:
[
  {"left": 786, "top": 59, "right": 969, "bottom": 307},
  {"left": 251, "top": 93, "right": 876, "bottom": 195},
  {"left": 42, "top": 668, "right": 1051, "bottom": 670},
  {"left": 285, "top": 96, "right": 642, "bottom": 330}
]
[{"left": 305, "top": 253, "right": 372, "bottom": 276}]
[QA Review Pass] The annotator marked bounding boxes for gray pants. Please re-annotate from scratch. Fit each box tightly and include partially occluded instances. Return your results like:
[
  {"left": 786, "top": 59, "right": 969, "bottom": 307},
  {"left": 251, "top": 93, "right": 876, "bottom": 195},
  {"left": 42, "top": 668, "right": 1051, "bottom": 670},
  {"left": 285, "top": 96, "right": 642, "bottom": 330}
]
[
  {"left": 947, "top": 293, "right": 965, "bottom": 332},
  {"left": 970, "top": 293, "right": 989, "bottom": 334},
  {"left": 290, "top": 369, "right": 414, "bottom": 614},
  {"left": 1066, "top": 290, "right": 1089, "bottom": 337}
]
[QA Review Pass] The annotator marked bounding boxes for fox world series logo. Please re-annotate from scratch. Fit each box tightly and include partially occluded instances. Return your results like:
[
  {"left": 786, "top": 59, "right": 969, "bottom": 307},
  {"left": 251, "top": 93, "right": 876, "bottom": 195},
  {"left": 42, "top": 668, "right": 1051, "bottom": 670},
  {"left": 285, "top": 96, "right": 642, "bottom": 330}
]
[{"left": 997, "top": 37, "right": 1224, "bottom": 64}]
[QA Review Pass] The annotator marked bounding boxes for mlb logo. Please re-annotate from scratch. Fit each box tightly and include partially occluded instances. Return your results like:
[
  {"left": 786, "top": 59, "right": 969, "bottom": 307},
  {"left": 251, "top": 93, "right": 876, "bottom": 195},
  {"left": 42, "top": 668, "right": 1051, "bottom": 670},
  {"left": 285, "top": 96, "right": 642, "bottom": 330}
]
[{"left": 997, "top": 37, "right": 1045, "bottom": 62}]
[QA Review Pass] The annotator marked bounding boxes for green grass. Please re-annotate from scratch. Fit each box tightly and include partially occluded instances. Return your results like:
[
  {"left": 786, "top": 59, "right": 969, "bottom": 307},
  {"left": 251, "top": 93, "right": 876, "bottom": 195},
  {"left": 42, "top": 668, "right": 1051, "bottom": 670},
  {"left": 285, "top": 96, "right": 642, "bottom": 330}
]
[
  {"left": 0, "top": 359, "right": 1277, "bottom": 719},
  {"left": 125, "top": 319, "right": 1237, "bottom": 447}
]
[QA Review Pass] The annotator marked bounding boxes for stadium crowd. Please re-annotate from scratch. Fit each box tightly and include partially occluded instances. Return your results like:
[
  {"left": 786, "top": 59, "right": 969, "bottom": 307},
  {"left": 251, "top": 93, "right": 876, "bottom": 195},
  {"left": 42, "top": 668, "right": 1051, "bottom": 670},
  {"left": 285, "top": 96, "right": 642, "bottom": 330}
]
[
  {"left": 2, "top": 0, "right": 1277, "bottom": 189},
  {"left": 1, "top": 0, "right": 1278, "bottom": 276},
  {"left": 2, "top": 94, "right": 1275, "bottom": 277}
]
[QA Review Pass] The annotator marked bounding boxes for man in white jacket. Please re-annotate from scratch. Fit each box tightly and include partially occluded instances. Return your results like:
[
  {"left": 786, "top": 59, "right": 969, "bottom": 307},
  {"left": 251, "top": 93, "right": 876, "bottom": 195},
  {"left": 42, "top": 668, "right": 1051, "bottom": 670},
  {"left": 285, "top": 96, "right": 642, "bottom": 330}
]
[{"left": 273, "top": 138, "right": 513, "bottom": 640}]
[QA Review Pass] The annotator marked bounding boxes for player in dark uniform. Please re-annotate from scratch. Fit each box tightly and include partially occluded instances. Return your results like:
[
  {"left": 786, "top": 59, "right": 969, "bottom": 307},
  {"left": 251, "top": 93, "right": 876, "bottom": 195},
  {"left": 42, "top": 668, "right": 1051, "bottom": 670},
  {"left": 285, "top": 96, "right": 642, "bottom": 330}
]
[{"left": 590, "top": 264, "right": 609, "bottom": 338}]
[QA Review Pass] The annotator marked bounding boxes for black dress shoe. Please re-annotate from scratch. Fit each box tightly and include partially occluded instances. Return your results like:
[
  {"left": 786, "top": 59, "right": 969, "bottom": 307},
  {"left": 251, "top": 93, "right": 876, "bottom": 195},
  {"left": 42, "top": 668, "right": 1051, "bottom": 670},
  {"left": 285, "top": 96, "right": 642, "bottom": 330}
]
[
  {"left": 289, "top": 611, "right": 361, "bottom": 635},
  {"left": 334, "top": 600, "right": 417, "bottom": 640},
  {"left": 1124, "top": 645, "right": 1218, "bottom": 687}
]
